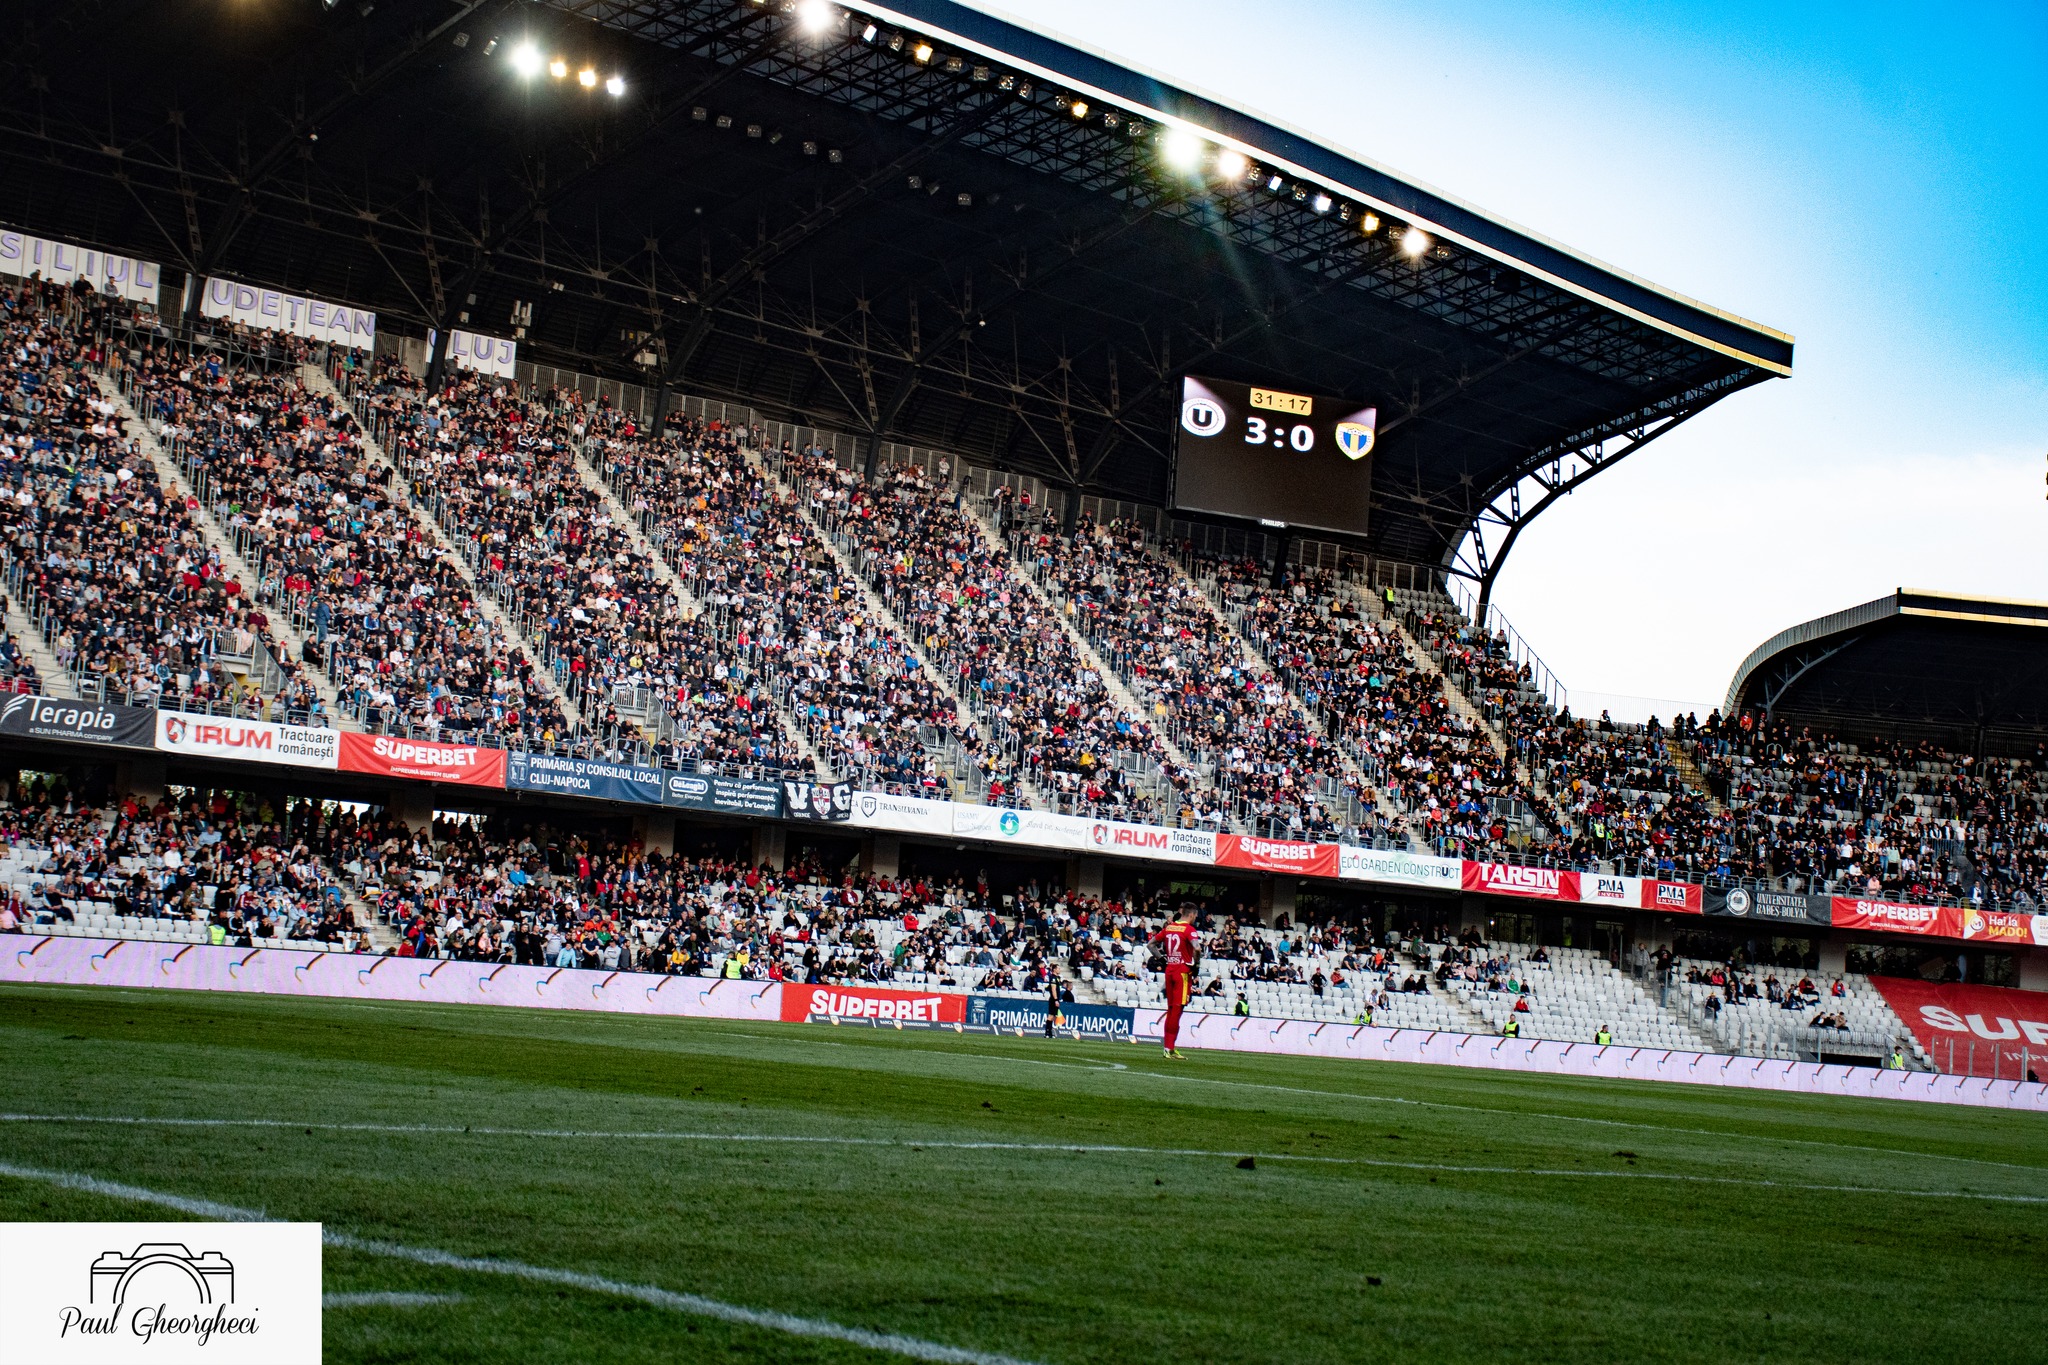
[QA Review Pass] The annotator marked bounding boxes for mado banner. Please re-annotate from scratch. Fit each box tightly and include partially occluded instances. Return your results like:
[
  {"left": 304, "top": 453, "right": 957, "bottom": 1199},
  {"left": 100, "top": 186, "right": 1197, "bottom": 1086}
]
[
  {"left": 507, "top": 752, "right": 663, "bottom": 806},
  {"left": 779, "top": 983, "right": 967, "bottom": 1024},
  {"left": 966, "top": 993, "right": 1135, "bottom": 1040}
]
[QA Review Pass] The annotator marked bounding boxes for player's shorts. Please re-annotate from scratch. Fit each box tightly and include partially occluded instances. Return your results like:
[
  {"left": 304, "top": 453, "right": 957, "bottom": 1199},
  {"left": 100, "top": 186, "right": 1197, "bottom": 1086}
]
[{"left": 1163, "top": 969, "right": 1192, "bottom": 1007}]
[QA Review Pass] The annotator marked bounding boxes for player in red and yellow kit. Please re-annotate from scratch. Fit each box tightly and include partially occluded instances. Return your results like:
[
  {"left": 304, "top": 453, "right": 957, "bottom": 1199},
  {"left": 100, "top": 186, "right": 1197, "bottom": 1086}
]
[{"left": 1150, "top": 911, "right": 1199, "bottom": 1058}]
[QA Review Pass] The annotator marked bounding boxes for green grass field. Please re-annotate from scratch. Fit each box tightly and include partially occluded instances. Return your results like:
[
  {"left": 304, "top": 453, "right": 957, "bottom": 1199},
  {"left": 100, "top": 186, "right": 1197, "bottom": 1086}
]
[{"left": 0, "top": 982, "right": 2042, "bottom": 1364}]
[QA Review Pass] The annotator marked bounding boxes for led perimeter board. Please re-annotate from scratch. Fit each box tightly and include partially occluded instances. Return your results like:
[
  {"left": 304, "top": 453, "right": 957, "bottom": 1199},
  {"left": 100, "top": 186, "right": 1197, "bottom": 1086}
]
[{"left": 1170, "top": 375, "right": 1378, "bottom": 536}]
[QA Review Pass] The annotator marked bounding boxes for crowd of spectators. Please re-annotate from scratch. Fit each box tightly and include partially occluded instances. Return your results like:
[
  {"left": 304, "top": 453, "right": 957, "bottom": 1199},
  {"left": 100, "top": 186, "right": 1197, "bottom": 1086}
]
[
  {"left": 1003, "top": 505, "right": 1383, "bottom": 838},
  {"left": 1, "top": 782, "right": 363, "bottom": 949},
  {"left": 0, "top": 279, "right": 286, "bottom": 714},
  {"left": 790, "top": 455, "right": 1173, "bottom": 820}
]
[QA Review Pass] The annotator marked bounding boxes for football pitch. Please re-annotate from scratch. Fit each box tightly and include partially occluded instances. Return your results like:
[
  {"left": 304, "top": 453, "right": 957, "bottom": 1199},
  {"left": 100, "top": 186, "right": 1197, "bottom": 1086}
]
[{"left": 0, "top": 983, "right": 2042, "bottom": 1364}]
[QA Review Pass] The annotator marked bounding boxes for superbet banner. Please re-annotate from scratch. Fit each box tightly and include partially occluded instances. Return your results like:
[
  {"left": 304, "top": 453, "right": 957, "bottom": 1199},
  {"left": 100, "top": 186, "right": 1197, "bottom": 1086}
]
[
  {"left": 1461, "top": 861, "right": 1580, "bottom": 902},
  {"left": 337, "top": 732, "right": 507, "bottom": 787},
  {"left": 1869, "top": 978, "right": 2048, "bottom": 1079},
  {"left": 1214, "top": 833, "right": 1340, "bottom": 878},
  {"left": 780, "top": 983, "right": 967, "bottom": 1025},
  {"left": 1830, "top": 897, "right": 1967, "bottom": 939}
]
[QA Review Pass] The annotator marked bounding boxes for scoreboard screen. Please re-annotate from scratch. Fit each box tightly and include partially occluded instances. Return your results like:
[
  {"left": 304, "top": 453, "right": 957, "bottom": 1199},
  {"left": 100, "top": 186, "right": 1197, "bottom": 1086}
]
[{"left": 1169, "top": 374, "right": 1377, "bottom": 537}]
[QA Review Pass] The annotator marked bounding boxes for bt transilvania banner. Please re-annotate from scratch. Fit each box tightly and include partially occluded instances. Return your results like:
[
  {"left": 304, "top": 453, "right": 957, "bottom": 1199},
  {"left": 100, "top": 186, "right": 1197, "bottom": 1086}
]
[
  {"left": 966, "top": 994, "right": 1135, "bottom": 1039},
  {"left": 155, "top": 712, "right": 340, "bottom": 770},
  {"left": 1869, "top": 977, "right": 2048, "bottom": 1079},
  {"left": 0, "top": 228, "right": 161, "bottom": 304},
  {"left": 779, "top": 982, "right": 967, "bottom": 1024},
  {"left": 201, "top": 277, "right": 374, "bottom": 347},
  {"left": 507, "top": 751, "right": 662, "bottom": 806},
  {"left": 337, "top": 732, "right": 505, "bottom": 787},
  {"left": 0, "top": 694, "right": 155, "bottom": 750}
]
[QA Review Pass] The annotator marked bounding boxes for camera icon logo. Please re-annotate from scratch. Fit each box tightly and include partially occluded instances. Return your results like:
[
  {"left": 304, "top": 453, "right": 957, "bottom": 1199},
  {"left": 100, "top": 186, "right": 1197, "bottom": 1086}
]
[{"left": 90, "top": 1243, "right": 235, "bottom": 1305}]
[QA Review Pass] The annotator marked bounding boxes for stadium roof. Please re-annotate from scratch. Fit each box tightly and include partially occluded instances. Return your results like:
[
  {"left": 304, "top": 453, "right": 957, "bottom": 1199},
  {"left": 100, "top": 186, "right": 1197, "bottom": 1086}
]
[
  {"left": 1, "top": 0, "right": 1791, "bottom": 586},
  {"left": 1726, "top": 590, "right": 2048, "bottom": 757}
]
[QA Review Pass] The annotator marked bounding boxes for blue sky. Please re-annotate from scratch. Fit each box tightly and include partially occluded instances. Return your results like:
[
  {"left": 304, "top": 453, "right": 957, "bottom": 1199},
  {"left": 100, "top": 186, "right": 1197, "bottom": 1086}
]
[{"left": 966, "top": 0, "right": 2048, "bottom": 718}]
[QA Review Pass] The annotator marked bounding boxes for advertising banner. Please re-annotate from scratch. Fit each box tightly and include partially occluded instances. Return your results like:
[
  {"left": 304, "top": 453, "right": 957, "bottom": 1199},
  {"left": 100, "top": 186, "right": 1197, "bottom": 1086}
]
[
  {"left": 1831, "top": 897, "right": 1968, "bottom": 939},
  {"left": 0, "top": 228, "right": 161, "bottom": 304},
  {"left": 155, "top": 712, "right": 340, "bottom": 770},
  {"left": 337, "top": 732, "right": 506, "bottom": 787},
  {"left": 1868, "top": 977, "right": 2048, "bottom": 1079},
  {"left": 1644, "top": 880, "right": 1704, "bottom": 914},
  {"left": 1214, "top": 834, "right": 1339, "bottom": 878},
  {"left": 843, "top": 788, "right": 951, "bottom": 836},
  {"left": 1090, "top": 820, "right": 1218, "bottom": 865},
  {"left": 507, "top": 752, "right": 663, "bottom": 806},
  {"left": 0, "top": 694, "right": 155, "bottom": 750},
  {"left": 201, "top": 277, "right": 374, "bottom": 347},
  {"left": 1960, "top": 908, "right": 2048, "bottom": 949},
  {"left": 778, "top": 982, "right": 967, "bottom": 1024},
  {"left": 952, "top": 803, "right": 1078, "bottom": 847},
  {"left": 1577, "top": 872, "right": 1643, "bottom": 909},
  {"left": 664, "top": 770, "right": 783, "bottom": 818},
  {"left": 1461, "top": 861, "right": 1581, "bottom": 902},
  {"left": 427, "top": 327, "right": 519, "bottom": 379},
  {"left": 1338, "top": 846, "right": 1461, "bottom": 890},
  {"left": 966, "top": 994, "right": 1136, "bottom": 1040},
  {"left": 1702, "top": 886, "right": 1832, "bottom": 927},
  {"left": 784, "top": 779, "right": 854, "bottom": 822}
]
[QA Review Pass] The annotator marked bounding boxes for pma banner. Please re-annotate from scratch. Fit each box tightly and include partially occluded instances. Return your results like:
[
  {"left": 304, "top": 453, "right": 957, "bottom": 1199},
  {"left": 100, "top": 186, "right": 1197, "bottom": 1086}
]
[{"left": 966, "top": 994, "right": 1135, "bottom": 1040}]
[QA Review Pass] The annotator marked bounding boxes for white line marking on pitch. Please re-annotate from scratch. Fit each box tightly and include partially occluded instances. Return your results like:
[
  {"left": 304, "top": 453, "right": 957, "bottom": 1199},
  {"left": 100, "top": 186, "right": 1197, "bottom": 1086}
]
[
  {"left": 0, "top": 1160, "right": 1043, "bottom": 1365},
  {"left": 2, "top": 1113, "right": 2040, "bottom": 1204},
  {"left": 325, "top": 1291, "right": 463, "bottom": 1309}
]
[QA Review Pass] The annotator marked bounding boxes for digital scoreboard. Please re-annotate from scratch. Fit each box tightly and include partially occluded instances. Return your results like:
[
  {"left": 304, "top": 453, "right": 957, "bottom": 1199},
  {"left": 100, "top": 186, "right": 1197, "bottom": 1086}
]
[{"left": 1170, "top": 375, "right": 1377, "bottom": 537}]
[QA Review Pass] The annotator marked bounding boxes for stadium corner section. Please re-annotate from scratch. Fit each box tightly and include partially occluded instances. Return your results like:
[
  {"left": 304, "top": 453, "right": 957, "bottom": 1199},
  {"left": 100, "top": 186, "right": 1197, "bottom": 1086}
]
[{"left": 7, "top": 934, "right": 2044, "bottom": 1114}]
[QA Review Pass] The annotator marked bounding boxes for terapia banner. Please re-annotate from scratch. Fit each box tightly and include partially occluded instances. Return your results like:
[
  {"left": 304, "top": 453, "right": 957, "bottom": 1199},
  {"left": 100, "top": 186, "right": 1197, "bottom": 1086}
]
[
  {"left": 337, "top": 732, "right": 506, "bottom": 787},
  {"left": 1215, "top": 834, "right": 1339, "bottom": 878},
  {"left": 1461, "top": 861, "right": 1581, "bottom": 902},
  {"left": 779, "top": 983, "right": 967, "bottom": 1024},
  {"left": 1868, "top": 977, "right": 2048, "bottom": 1079},
  {"left": 0, "top": 694, "right": 155, "bottom": 750}
]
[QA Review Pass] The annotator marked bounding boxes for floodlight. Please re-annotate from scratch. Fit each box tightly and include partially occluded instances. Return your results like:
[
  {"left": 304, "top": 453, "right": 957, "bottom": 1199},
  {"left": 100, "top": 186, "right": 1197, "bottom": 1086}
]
[
  {"left": 797, "top": 0, "right": 833, "bottom": 35},
  {"left": 1215, "top": 149, "right": 1249, "bottom": 180},
  {"left": 1311, "top": 193, "right": 1332, "bottom": 214},
  {"left": 861, "top": 23, "right": 878, "bottom": 41},
  {"left": 509, "top": 42, "right": 543, "bottom": 78},
  {"left": 605, "top": 74, "right": 626, "bottom": 97},
  {"left": 1162, "top": 127, "right": 1202, "bottom": 170},
  {"left": 1359, "top": 212, "right": 1381, "bottom": 234},
  {"left": 912, "top": 42, "right": 934, "bottom": 62},
  {"left": 549, "top": 57, "right": 568, "bottom": 79},
  {"left": 578, "top": 67, "right": 597, "bottom": 88},
  {"left": 1264, "top": 174, "right": 1284, "bottom": 192},
  {"left": 1069, "top": 100, "right": 1089, "bottom": 119},
  {"left": 1402, "top": 229, "right": 1431, "bottom": 257}
]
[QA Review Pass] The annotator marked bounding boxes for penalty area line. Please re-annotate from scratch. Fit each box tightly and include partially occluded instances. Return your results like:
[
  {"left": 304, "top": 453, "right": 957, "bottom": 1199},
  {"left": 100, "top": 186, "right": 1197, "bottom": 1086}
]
[
  {"left": 2, "top": 1113, "right": 2043, "bottom": 1204},
  {"left": 0, "top": 1160, "right": 1045, "bottom": 1365}
]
